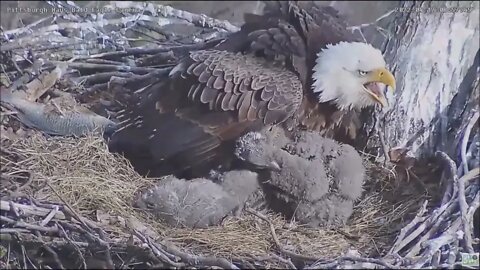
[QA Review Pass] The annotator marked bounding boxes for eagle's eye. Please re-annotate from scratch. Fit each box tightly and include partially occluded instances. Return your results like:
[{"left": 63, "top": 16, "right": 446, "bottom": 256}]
[{"left": 358, "top": 70, "right": 368, "bottom": 76}]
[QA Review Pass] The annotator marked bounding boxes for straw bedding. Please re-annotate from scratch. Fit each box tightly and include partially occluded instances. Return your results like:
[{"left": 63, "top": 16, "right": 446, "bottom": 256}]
[
  {"left": 1, "top": 1, "right": 478, "bottom": 269},
  {"left": 0, "top": 131, "right": 431, "bottom": 268}
]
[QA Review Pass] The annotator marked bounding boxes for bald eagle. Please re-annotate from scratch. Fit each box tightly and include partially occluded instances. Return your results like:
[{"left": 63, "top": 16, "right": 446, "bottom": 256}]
[{"left": 107, "top": 1, "right": 396, "bottom": 178}]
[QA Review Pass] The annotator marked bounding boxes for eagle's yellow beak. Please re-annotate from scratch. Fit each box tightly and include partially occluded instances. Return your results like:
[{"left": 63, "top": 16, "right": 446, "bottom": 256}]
[{"left": 363, "top": 67, "right": 396, "bottom": 107}]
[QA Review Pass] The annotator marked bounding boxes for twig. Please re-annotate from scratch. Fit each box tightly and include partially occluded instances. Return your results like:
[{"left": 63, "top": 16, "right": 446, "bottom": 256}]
[
  {"left": 269, "top": 254, "right": 297, "bottom": 269},
  {"left": 404, "top": 200, "right": 457, "bottom": 258},
  {"left": 40, "top": 205, "right": 59, "bottom": 227},
  {"left": 438, "top": 151, "right": 459, "bottom": 204},
  {"left": 97, "top": 229, "right": 115, "bottom": 269},
  {"left": 161, "top": 240, "right": 240, "bottom": 270},
  {"left": 245, "top": 208, "right": 320, "bottom": 263},
  {"left": 70, "top": 39, "right": 222, "bottom": 61},
  {"left": 2, "top": 15, "right": 53, "bottom": 38},
  {"left": 461, "top": 112, "right": 479, "bottom": 175},
  {"left": 132, "top": 230, "right": 184, "bottom": 268},
  {"left": 412, "top": 218, "right": 461, "bottom": 268},
  {"left": 460, "top": 167, "right": 480, "bottom": 184},
  {"left": 388, "top": 200, "right": 428, "bottom": 254},
  {"left": 44, "top": 184, "right": 112, "bottom": 260},
  {"left": 347, "top": 10, "right": 395, "bottom": 31},
  {"left": 0, "top": 215, "right": 59, "bottom": 234},
  {"left": 375, "top": 115, "right": 390, "bottom": 165},
  {"left": 22, "top": 244, "right": 38, "bottom": 269},
  {"left": 57, "top": 223, "right": 87, "bottom": 269},
  {"left": 466, "top": 191, "right": 480, "bottom": 236},
  {"left": 436, "top": 151, "right": 475, "bottom": 253},
  {"left": 134, "top": 228, "right": 239, "bottom": 269},
  {"left": 457, "top": 173, "right": 475, "bottom": 254},
  {"left": 107, "top": 2, "right": 240, "bottom": 33},
  {"left": 0, "top": 200, "right": 66, "bottom": 220},
  {"left": 34, "top": 231, "right": 65, "bottom": 269},
  {"left": 3, "top": 15, "right": 187, "bottom": 38},
  {"left": 346, "top": 9, "right": 395, "bottom": 43},
  {"left": 435, "top": 151, "right": 458, "bottom": 182},
  {"left": 72, "top": 71, "right": 134, "bottom": 86},
  {"left": 58, "top": 61, "right": 159, "bottom": 74},
  {"left": 135, "top": 51, "right": 176, "bottom": 67},
  {"left": 84, "top": 58, "right": 127, "bottom": 66},
  {"left": 9, "top": 170, "right": 33, "bottom": 193},
  {"left": 0, "top": 229, "right": 31, "bottom": 234},
  {"left": 309, "top": 255, "right": 397, "bottom": 269},
  {"left": 8, "top": 201, "right": 20, "bottom": 218}
]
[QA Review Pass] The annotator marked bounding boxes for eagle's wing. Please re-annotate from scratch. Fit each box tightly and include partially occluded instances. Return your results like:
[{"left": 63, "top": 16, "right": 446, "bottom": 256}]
[
  {"left": 216, "top": 1, "right": 355, "bottom": 88},
  {"left": 109, "top": 50, "right": 303, "bottom": 177},
  {"left": 173, "top": 50, "right": 303, "bottom": 127},
  {"left": 242, "top": 18, "right": 309, "bottom": 85}
]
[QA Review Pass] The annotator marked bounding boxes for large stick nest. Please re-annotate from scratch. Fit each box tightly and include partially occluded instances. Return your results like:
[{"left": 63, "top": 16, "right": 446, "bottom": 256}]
[{"left": 1, "top": 1, "right": 479, "bottom": 269}]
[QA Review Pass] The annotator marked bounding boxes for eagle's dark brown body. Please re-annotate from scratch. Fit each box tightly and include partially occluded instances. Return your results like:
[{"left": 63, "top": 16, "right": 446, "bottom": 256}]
[{"left": 108, "top": 1, "right": 362, "bottom": 178}]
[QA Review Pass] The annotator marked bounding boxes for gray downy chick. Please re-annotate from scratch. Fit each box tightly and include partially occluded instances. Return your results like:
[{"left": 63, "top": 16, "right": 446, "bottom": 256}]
[
  {"left": 235, "top": 131, "right": 329, "bottom": 202},
  {"left": 0, "top": 88, "right": 117, "bottom": 137},
  {"left": 218, "top": 169, "right": 262, "bottom": 215},
  {"left": 235, "top": 128, "right": 366, "bottom": 228},
  {"left": 288, "top": 131, "right": 366, "bottom": 201},
  {"left": 135, "top": 170, "right": 259, "bottom": 228},
  {"left": 294, "top": 194, "right": 355, "bottom": 228}
]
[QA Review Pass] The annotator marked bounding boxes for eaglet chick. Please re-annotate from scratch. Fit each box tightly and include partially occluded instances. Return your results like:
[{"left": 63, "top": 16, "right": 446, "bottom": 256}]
[
  {"left": 234, "top": 126, "right": 366, "bottom": 227},
  {"left": 135, "top": 170, "right": 259, "bottom": 228}
]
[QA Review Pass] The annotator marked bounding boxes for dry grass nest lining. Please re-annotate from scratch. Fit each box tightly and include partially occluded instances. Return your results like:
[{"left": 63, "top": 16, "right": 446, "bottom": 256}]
[{"left": 0, "top": 132, "right": 423, "bottom": 260}]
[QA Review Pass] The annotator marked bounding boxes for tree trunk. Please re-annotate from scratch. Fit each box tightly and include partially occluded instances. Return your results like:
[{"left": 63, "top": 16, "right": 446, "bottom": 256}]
[{"left": 355, "top": 1, "right": 479, "bottom": 162}]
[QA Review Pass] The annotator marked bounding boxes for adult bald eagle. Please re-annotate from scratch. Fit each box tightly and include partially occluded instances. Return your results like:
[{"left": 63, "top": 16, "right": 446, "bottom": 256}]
[{"left": 108, "top": 1, "right": 396, "bottom": 178}]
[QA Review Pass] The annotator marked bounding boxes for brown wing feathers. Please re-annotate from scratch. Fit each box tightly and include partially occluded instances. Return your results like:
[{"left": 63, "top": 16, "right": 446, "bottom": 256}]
[
  {"left": 173, "top": 50, "right": 303, "bottom": 129},
  {"left": 108, "top": 1, "right": 363, "bottom": 177},
  {"left": 109, "top": 50, "right": 303, "bottom": 177}
]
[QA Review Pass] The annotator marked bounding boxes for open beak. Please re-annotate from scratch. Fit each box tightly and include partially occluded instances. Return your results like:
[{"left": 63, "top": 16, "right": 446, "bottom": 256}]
[{"left": 363, "top": 67, "right": 396, "bottom": 107}]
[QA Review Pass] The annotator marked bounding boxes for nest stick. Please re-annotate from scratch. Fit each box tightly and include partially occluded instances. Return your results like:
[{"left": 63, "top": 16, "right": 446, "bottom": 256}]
[
  {"left": 467, "top": 191, "right": 480, "bottom": 233},
  {"left": 460, "top": 112, "right": 479, "bottom": 174},
  {"left": 374, "top": 114, "right": 390, "bottom": 165},
  {"left": 245, "top": 208, "right": 319, "bottom": 263},
  {"left": 70, "top": 39, "right": 223, "bottom": 61},
  {"left": 9, "top": 201, "right": 20, "bottom": 218},
  {"left": 412, "top": 218, "right": 462, "bottom": 268},
  {"left": 436, "top": 151, "right": 475, "bottom": 253},
  {"left": 40, "top": 206, "right": 59, "bottom": 227},
  {"left": 72, "top": 71, "right": 135, "bottom": 86},
  {"left": 161, "top": 240, "right": 240, "bottom": 270},
  {"left": 96, "top": 229, "right": 115, "bottom": 269},
  {"left": 457, "top": 172, "right": 475, "bottom": 253},
  {"left": 3, "top": 15, "right": 187, "bottom": 39},
  {"left": 0, "top": 215, "right": 59, "bottom": 234},
  {"left": 107, "top": 1, "right": 240, "bottom": 33},
  {"left": 59, "top": 61, "right": 159, "bottom": 74},
  {"left": 388, "top": 200, "right": 428, "bottom": 254},
  {"left": 34, "top": 231, "right": 65, "bottom": 270},
  {"left": 404, "top": 200, "right": 456, "bottom": 258},
  {"left": 45, "top": 183, "right": 89, "bottom": 229},
  {"left": 132, "top": 230, "right": 185, "bottom": 268},
  {"left": 57, "top": 223, "right": 87, "bottom": 269},
  {"left": 269, "top": 253, "right": 298, "bottom": 269},
  {"left": 308, "top": 255, "right": 397, "bottom": 269},
  {"left": 2, "top": 15, "right": 53, "bottom": 37},
  {"left": 437, "top": 151, "right": 459, "bottom": 205}
]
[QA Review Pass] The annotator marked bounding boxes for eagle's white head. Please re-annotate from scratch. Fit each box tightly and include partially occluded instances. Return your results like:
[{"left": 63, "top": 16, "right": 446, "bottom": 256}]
[{"left": 312, "top": 41, "right": 396, "bottom": 110}]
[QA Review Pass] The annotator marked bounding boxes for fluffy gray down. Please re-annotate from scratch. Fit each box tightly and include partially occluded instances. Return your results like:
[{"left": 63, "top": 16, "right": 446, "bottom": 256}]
[
  {"left": 136, "top": 126, "right": 366, "bottom": 229},
  {"left": 134, "top": 170, "right": 260, "bottom": 228},
  {"left": 235, "top": 126, "right": 366, "bottom": 227}
]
